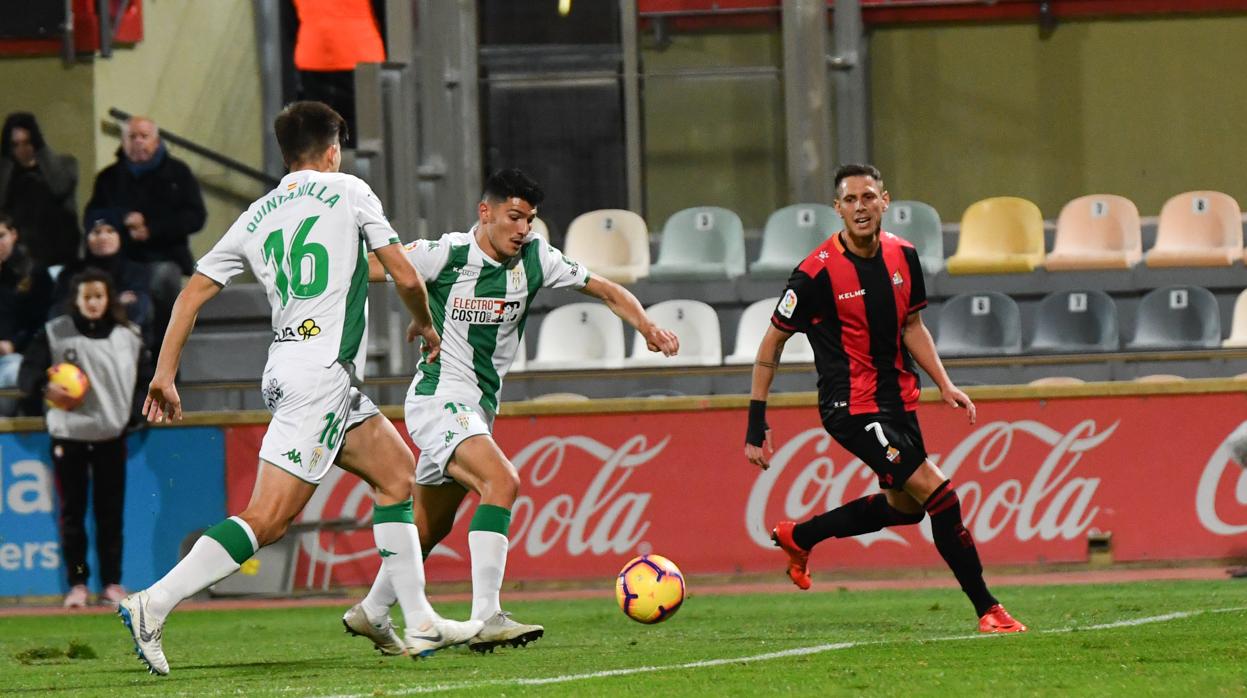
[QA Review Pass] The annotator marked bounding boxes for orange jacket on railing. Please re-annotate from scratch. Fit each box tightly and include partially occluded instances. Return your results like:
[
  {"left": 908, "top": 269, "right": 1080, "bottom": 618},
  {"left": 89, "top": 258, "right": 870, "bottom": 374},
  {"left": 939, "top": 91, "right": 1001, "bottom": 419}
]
[{"left": 293, "top": 0, "right": 385, "bottom": 72}]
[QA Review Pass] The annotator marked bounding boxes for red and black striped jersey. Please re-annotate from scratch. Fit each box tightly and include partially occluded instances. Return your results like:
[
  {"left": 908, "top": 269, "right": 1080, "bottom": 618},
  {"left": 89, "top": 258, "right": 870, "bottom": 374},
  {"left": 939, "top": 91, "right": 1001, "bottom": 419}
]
[{"left": 771, "top": 231, "right": 928, "bottom": 417}]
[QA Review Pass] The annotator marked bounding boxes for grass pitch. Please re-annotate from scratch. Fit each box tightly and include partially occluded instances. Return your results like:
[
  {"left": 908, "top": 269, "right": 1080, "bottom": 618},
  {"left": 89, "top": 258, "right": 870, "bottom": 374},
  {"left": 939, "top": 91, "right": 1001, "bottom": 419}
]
[{"left": 2, "top": 579, "right": 1245, "bottom": 697}]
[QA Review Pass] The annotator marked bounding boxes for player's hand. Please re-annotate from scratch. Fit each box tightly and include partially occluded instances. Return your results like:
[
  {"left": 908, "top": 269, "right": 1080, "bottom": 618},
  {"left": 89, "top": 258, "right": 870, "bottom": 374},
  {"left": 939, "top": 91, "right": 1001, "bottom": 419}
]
[
  {"left": 745, "top": 428, "right": 774, "bottom": 470},
  {"left": 407, "top": 320, "right": 441, "bottom": 363},
  {"left": 643, "top": 325, "right": 680, "bottom": 357},
  {"left": 0, "top": 340, "right": 13, "bottom": 355},
  {"left": 125, "top": 211, "right": 150, "bottom": 241},
  {"left": 144, "top": 375, "right": 183, "bottom": 423},
  {"left": 941, "top": 384, "right": 976, "bottom": 424},
  {"left": 44, "top": 380, "right": 79, "bottom": 410}
]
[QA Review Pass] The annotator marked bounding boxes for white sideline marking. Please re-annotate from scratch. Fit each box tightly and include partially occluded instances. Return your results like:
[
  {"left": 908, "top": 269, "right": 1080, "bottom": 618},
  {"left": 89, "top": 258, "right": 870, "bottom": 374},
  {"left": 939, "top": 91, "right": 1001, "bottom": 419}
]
[{"left": 307, "top": 606, "right": 1247, "bottom": 698}]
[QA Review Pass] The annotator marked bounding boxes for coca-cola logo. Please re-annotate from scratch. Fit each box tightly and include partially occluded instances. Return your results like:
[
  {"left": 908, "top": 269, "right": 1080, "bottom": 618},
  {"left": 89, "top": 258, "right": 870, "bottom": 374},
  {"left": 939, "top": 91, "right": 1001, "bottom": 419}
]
[
  {"left": 746, "top": 419, "right": 1113, "bottom": 548},
  {"left": 1196, "top": 420, "right": 1247, "bottom": 535},
  {"left": 294, "top": 434, "right": 668, "bottom": 567}
]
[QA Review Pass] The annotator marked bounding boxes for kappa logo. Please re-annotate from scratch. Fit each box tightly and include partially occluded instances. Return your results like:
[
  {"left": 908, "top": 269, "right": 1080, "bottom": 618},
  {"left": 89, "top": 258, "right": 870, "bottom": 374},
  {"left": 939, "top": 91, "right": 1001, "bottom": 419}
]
[
  {"left": 444, "top": 430, "right": 457, "bottom": 445},
  {"left": 378, "top": 548, "right": 396, "bottom": 558},
  {"left": 283, "top": 448, "right": 302, "bottom": 465}
]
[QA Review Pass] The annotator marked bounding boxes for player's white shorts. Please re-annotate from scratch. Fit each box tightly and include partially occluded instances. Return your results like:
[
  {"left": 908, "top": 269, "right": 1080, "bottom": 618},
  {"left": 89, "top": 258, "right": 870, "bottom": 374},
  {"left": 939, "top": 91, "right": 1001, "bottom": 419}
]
[
  {"left": 404, "top": 394, "right": 494, "bottom": 486},
  {"left": 259, "top": 358, "right": 380, "bottom": 484}
]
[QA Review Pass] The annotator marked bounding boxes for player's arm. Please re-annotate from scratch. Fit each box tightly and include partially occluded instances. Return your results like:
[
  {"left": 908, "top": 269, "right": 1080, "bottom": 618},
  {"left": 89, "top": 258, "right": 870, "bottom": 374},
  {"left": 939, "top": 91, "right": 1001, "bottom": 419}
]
[
  {"left": 373, "top": 243, "right": 441, "bottom": 362},
  {"left": 745, "top": 324, "right": 792, "bottom": 470},
  {"left": 577, "top": 275, "right": 679, "bottom": 356},
  {"left": 902, "top": 310, "right": 975, "bottom": 424},
  {"left": 366, "top": 251, "right": 386, "bottom": 282},
  {"left": 145, "top": 272, "right": 222, "bottom": 423}
]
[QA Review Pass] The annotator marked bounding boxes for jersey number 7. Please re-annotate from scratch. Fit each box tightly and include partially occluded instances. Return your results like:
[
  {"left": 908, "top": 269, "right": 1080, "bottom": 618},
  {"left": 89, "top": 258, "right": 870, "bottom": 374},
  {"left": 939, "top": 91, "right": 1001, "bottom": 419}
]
[{"left": 261, "top": 215, "right": 329, "bottom": 306}]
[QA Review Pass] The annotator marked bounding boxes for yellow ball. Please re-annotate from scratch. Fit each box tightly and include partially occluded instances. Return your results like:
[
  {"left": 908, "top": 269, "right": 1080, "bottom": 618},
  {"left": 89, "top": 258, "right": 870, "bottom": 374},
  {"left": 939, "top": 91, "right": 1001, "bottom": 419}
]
[
  {"left": 46, "top": 362, "right": 90, "bottom": 409},
  {"left": 615, "top": 554, "right": 685, "bottom": 624}
]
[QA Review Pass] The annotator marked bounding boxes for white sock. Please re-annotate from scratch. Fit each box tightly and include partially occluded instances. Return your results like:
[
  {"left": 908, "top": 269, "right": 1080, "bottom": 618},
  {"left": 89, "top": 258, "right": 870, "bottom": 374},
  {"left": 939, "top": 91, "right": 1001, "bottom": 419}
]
[
  {"left": 146, "top": 516, "right": 258, "bottom": 618},
  {"left": 373, "top": 521, "right": 436, "bottom": 631},
  {"left": 360, "top": 567, "right": 397, "bottom": 623},
  {"left": 468, "top": 530, "right": 508, "bottom": 620}
]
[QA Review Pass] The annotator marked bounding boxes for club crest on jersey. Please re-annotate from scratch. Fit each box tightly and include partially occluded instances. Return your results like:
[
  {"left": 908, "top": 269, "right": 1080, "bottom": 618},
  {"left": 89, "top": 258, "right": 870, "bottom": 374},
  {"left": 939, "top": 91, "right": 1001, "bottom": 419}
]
[
  {"left": 455, "top": 413, "right": 472, "bottom": 430},
  {"left": 892, "top": 270, "right": 904, "bottom": 286},
  {"left": 778, "top": 289, "right": 798, "bottom": 318},
  {"left": 450, "top": 296, "right": 523, "bottom": 324},
  {"left": 508, "top": 266, "right": 525, "bottom": 293}
]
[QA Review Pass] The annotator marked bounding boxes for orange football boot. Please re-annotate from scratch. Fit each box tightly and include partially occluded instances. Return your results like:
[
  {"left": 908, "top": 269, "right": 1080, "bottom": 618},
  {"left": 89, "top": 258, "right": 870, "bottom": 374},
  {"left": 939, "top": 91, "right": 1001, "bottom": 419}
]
[
  {"left": 770, "top": 521, "right": 812, "bottom": 590},
  {"left": 978, "top": 604, "right": 1028, "bottom": 633}
]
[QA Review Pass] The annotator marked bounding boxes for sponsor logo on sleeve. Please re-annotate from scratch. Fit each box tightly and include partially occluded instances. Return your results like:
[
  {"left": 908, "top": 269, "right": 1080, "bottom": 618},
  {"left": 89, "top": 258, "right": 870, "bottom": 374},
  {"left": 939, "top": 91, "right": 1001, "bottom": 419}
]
[{"left": 778, "top": 289, "right": 798, "bottom": 318}]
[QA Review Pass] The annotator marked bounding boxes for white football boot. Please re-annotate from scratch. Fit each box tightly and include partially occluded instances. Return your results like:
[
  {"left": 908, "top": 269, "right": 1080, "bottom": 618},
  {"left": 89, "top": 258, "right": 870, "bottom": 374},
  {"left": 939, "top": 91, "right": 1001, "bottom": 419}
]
[
  {"left": 404, "top": 616, "right": 485, "bottom": 658},
  {"left": 467, "top": 611, "right": 545, "bottom": 653},
  {"left": 117, "top": 591, "right": 170, "bottom": 676},
  {"left": 342, "top": 603, "right": 407, "bottom": 656}
]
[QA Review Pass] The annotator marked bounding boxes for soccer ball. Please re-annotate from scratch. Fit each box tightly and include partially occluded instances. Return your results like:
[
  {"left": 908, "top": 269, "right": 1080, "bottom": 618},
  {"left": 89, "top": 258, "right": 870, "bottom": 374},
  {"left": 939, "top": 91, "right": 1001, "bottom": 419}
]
[
  {"left": 46, "top": 362, "right": 90, "bottom": 410},
  {"left": 615, "top": 554, "right": 685, "bottom": 624}
]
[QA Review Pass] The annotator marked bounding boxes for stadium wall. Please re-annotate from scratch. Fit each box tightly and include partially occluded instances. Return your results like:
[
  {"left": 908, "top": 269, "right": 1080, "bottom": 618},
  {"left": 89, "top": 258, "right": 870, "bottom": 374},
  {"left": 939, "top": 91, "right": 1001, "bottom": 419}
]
[{"left": 3, "top": 384, "right": 1245, "bottom": 598}]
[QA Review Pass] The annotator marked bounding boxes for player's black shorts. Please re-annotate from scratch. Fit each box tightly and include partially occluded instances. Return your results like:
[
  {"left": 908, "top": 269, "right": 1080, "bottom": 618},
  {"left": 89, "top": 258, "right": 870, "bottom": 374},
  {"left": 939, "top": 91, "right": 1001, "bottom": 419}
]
[{"left": 821, "top": 409, "right": 928, "bottom": 490}]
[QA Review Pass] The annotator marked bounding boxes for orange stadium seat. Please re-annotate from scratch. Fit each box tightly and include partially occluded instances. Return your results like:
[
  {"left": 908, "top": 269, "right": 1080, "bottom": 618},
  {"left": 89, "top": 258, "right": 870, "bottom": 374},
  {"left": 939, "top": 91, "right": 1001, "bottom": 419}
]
[
  {"left": 563, "top": 209, "right": 651, "bottom": 284},
  {"left": 945, "top": 197, "right": 1045, "bottom": 274},
  {"left": 1028, "top": 376, "right": 1086, "bottom": 386},
  {"left": 1144, "top": 191, "right": 1243, "bottom": 267},
  {"left": 1045, "top": 194, "right": 1143, "bottom": 271}
]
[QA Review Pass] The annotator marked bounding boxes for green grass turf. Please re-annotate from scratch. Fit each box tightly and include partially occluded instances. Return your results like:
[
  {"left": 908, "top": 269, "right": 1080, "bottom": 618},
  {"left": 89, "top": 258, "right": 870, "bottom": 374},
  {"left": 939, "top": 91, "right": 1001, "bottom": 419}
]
[{"left": 1, "top": 579, "right": 1245, "bottom": 697}]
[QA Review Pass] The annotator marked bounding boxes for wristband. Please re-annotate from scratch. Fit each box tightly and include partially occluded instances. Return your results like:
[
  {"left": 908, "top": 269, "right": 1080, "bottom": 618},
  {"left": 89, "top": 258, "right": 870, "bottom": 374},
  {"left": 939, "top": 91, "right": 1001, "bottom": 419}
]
[{"left": 746, "top": 399, "right": 769, "bottom": 447}]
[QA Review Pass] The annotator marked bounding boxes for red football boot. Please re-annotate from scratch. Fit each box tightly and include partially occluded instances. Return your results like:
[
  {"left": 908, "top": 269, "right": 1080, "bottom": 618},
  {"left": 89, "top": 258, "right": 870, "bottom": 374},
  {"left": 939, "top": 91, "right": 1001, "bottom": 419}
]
[
  {"left": 770, "top": 521, "right": 812, "bottom": 590},
  {"left": 978, "top": 604, "right": 1028, "bottom": 633}
]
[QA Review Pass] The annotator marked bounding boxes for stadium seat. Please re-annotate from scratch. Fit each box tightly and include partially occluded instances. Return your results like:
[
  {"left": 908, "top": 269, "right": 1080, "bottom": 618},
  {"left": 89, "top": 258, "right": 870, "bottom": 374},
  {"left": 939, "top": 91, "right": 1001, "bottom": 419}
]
[
  {"left": 1144, "top": 191, "right": 1243, "bottom": 267},
  {"left": 563, "top": 209, "right": 651, "bottom": 283},
  {"left": 945, "top": 197, "right": 1045, "bottom": 274},
  {"left": 935, "top": 291, "right": 1022, "bottom": 357},
  {"left": 1028, "top": 376, "right": 1086, "bottom": 386},
  {"left": 749, "top": 203, "right": 839, "bottom": 278},
  {"left": 509, "top": 341, "right": 527, "bottom": 373},
  {"left": 1221, "top": 289, "right": 1247, "bottom": 348},
  {"left": 180, "top": 330, "right": 272, "bottom": 382},
  {"left": 1027, "top": 290, "right": 1119, "bottom": 354},
  {"left": 625, "top": 299, "right": 721, "bottom": 367},
  {"left": 1125, "top": 285, "right": 1222, "bottom": 350},
  {"left": 647, "top": 206, "right": 746, "bottom": 280},
  {"left": 526, "top": 302, "right": 625, "bottom": 371},
  {"left": 883, "top": 200, "right": 944, "bottom": 276},
  {"left": 532, "top": 392, "right": 591, "bottom": 402},
  {"left": 530, "top": 216, "right": 551, "bottom": 241},
  {"left": 725, "top": 298, "right": 815, "bottom": 365},
  {"left": 1133, "top": 374, "right": 1187, "bottom": 383},
  {"left": 1045, "top": 194, "right": 1143, "bottom": 271}
]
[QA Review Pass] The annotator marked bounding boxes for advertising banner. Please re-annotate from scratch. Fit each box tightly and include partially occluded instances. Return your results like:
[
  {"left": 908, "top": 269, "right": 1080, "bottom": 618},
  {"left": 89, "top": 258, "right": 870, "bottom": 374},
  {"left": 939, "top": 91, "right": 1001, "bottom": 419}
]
[
  {"left": 0, "top": 427, "right": 225, "bottom": 596},
  {"left": 223, "top": 393, "right": 1247, "bottom": 587}
]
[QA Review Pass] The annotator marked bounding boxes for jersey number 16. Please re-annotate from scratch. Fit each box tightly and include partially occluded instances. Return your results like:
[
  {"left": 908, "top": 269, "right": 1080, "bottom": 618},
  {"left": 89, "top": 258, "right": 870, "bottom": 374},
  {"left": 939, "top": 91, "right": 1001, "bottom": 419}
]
[{"left": 262, "top": 215, "right": 329, "bottom": 306}]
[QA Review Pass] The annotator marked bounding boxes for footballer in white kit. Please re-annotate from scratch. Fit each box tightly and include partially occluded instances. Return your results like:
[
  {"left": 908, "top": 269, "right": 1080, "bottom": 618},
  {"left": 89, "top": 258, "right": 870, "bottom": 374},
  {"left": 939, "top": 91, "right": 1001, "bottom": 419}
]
[
  {"left": 400, "top": 228, "right": 589, "bottom": 485},
  {"left": 196, "top": 170, "right": 398, "bottom": 482}
]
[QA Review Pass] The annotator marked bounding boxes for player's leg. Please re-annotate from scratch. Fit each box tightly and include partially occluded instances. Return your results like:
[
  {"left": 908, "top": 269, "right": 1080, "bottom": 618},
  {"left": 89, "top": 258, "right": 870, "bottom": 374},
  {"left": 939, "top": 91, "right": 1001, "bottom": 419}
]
[
  {"left": 771, "top": 413, "right": 926, "bottom": 589},
  {"left": 357, "top": 482, "right": 467, "bottom": 625},
  {"left": 902, "top": 460, "right": 1026, "bottom": 632},
  {"left": 335, "top": 405, "right": 481, "bottom": 656},
  {"left": 445, "top": 435, "right": 544, "bottom": 651},
  {"left": 121, "top": 460, "right": 314, "bottom": 675}
]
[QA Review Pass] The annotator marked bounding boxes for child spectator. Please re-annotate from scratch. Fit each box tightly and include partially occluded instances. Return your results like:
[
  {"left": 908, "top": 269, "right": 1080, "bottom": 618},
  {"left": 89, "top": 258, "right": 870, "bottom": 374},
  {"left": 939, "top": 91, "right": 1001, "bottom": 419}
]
[{"left": 18, "top": 268, "right": 150, "bottom": 608}]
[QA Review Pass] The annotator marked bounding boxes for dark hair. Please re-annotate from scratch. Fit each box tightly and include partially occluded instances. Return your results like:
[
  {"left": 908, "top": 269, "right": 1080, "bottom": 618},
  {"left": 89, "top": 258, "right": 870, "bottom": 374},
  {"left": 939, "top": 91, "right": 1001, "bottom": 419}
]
[
  {"left": 273, "top": 101, "right": 347, "bottom": 167},
  {"left": 834, "top": 163, "right": 884, "bottom": 194},
  {"left": 70, "top": 267, "right": 129, "bottom": 325},
  {"left": 0, "top": 211, "right": 16, "bottom": 232},
  {"left": 1, "top": 112, "right": 45, "bottom": 158},
  {"left": 481, "top": 169, "right": 545, "bottom": 208}
]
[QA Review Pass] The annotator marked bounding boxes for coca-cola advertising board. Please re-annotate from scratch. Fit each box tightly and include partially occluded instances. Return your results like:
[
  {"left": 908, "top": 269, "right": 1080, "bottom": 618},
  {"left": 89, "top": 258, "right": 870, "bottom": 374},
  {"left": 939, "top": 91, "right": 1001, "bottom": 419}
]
[{"left": 223, "top": 393, "right": 1247, "bottom": 586}]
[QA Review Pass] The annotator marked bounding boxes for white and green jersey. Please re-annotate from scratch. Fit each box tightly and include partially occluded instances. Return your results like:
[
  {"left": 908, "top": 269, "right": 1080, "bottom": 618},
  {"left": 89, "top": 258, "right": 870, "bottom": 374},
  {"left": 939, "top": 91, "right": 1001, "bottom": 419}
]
[
  {"left": 196, "top": 170, "right": 401, "bottom": 379},
  {"left": 404, "top": 230, "right": 590, "bottom": 412}
]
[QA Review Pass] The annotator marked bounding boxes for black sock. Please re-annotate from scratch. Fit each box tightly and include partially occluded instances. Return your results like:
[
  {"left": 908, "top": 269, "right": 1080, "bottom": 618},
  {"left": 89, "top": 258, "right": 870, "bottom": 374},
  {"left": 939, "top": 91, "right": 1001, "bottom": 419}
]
[
  {"left": 792, "top": 494, "right": 925, "bottom": 551},
  {"left": 924, "top": 481, "right": 998, "bottom": 616}
]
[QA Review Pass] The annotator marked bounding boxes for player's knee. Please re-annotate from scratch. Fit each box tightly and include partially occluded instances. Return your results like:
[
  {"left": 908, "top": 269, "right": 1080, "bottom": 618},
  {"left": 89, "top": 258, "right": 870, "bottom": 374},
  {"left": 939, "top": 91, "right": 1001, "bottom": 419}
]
[
  {"left": 242, "top": 512, "right": 291, "bottom": 547},
  {"left": 481, "top": 467, "right": 520, "bottom": 506}
]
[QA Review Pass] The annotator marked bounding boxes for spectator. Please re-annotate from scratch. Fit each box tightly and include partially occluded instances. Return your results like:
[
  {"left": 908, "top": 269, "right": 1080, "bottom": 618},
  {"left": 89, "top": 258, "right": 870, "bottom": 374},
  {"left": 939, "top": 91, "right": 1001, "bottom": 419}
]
[
  {"left": 18, "top": 268, "right": 149, "bottom": 608},
  {"left": 0, "top": 112, "right": 80, "bottom": 268},
  {"left": 53, "top": 215, "right": 153, "bottom": 339},
  {"left": 0, "top": 213, "right": 54, "bottom": 415},
  {"left": 292, "top": 0, "right": 386, "bottom": 146},
  {"left": 84, "top": 115, "right": 206, "bottom": 351}
]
